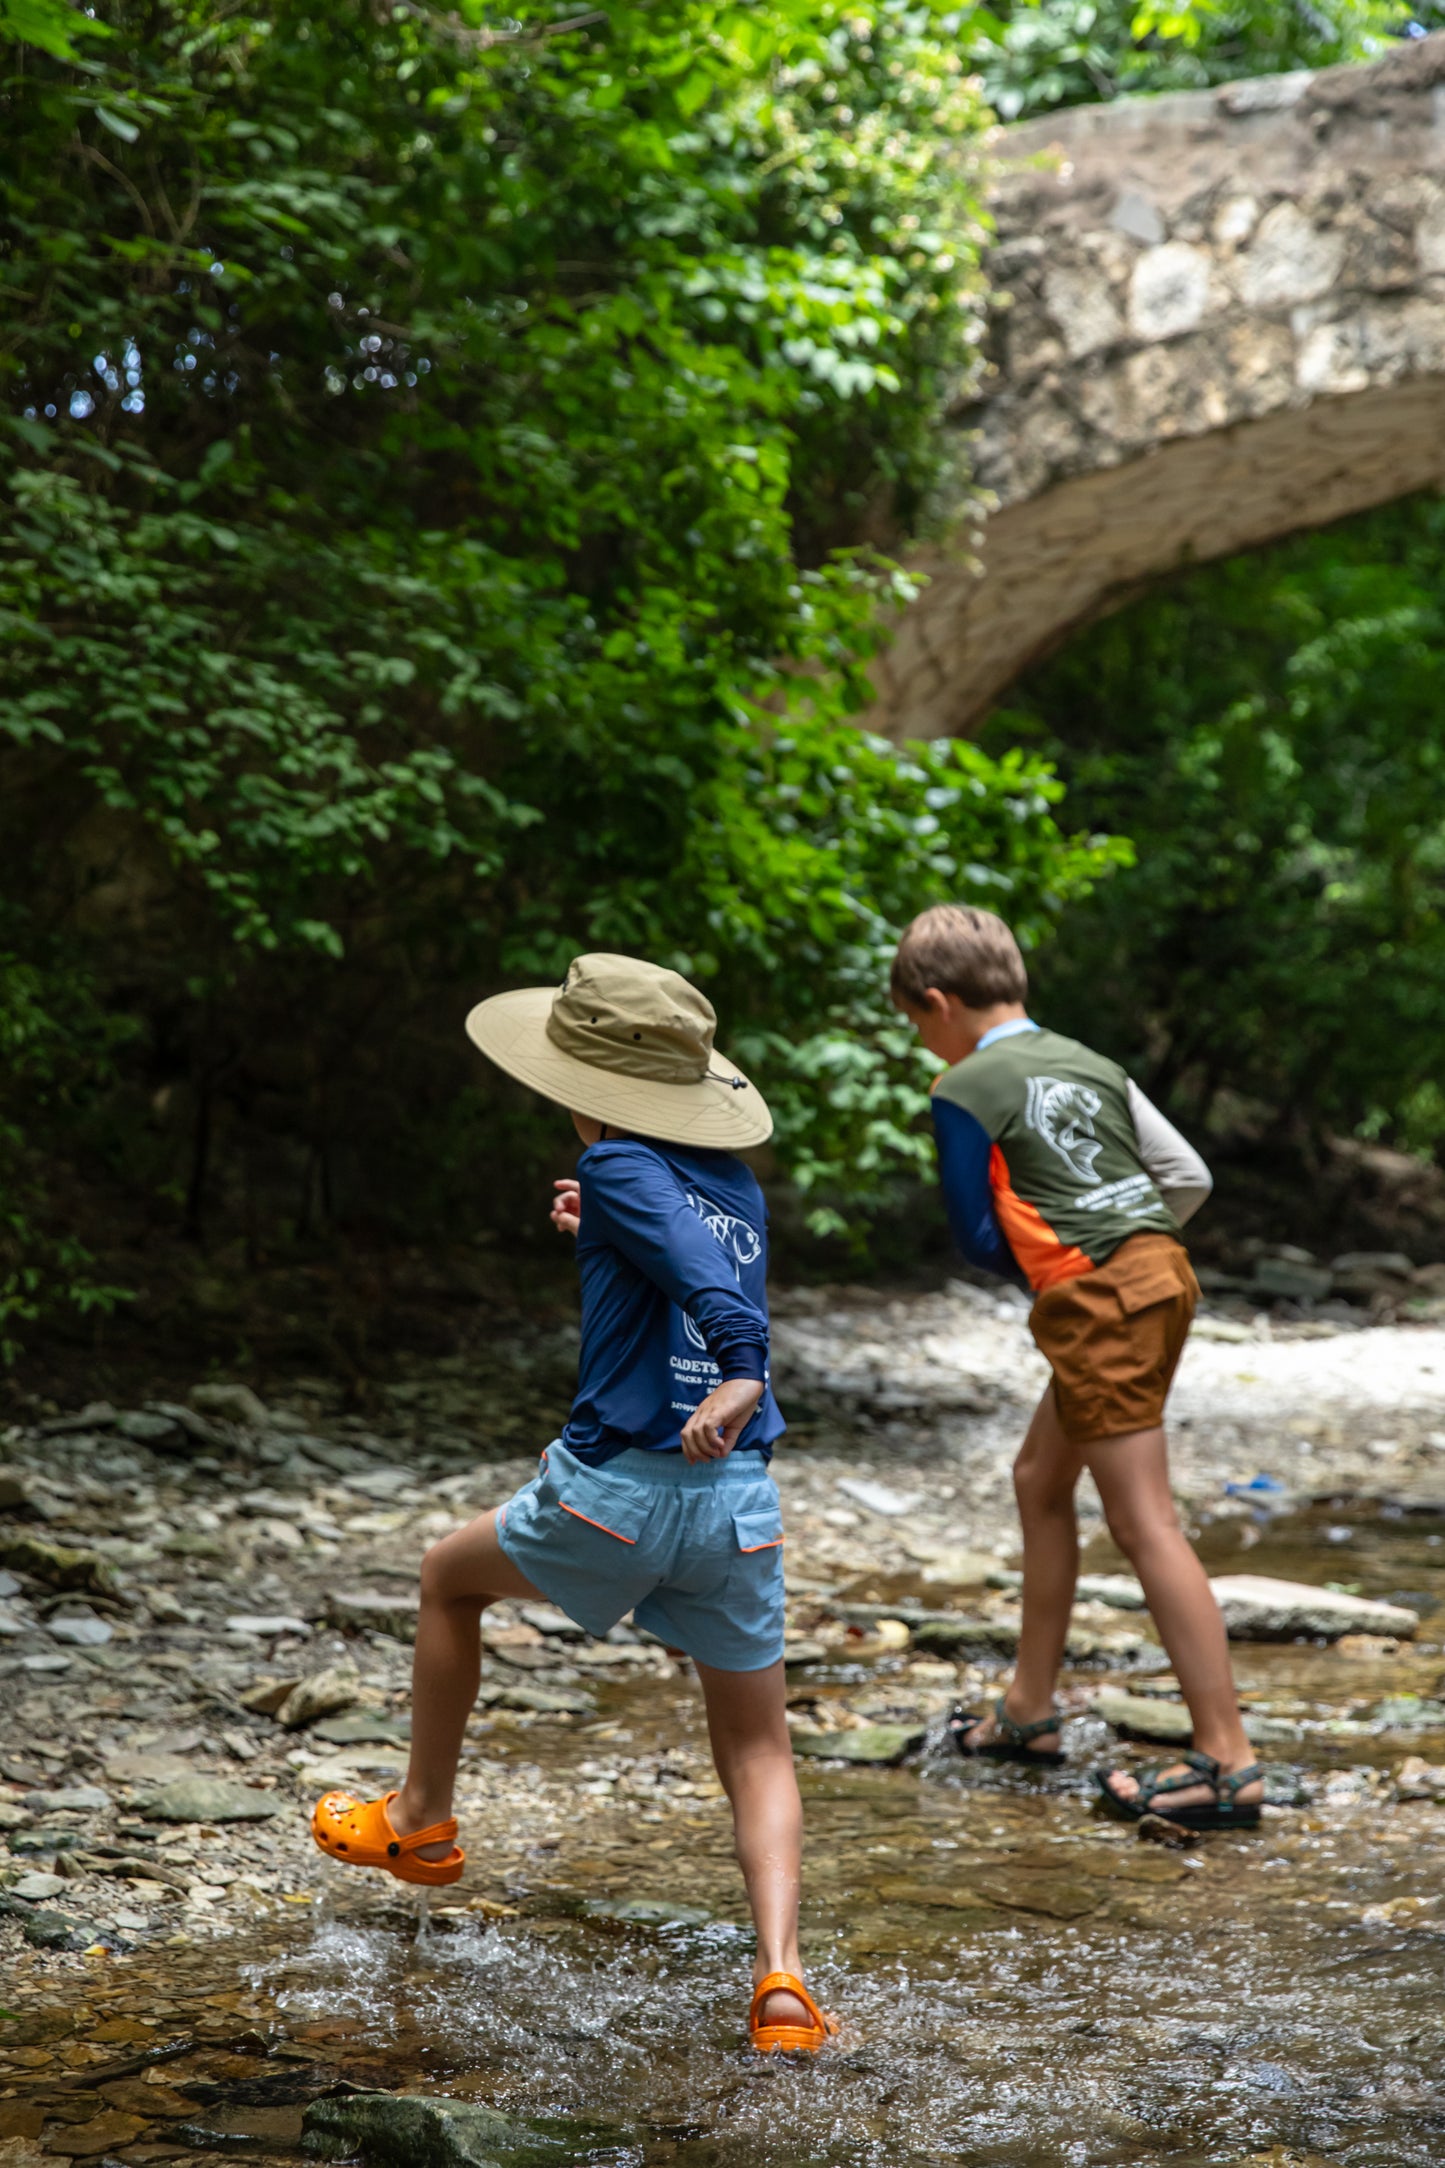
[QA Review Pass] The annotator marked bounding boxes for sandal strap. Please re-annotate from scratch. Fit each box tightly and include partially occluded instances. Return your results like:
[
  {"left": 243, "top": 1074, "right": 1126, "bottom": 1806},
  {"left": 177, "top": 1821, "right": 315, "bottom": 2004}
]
[
  {"left": 381, "top": 1792, "right": 459, "bottom": 1854},
  {"left": 991, "top": 1695, "right": 1062, "bottom": 1745},
  {"left": 750, "top": 1971, "right": 825, "bottom": 2033},
  {"left": 1217, "top": 1762, "right": 1262, "bottom": 1803}
]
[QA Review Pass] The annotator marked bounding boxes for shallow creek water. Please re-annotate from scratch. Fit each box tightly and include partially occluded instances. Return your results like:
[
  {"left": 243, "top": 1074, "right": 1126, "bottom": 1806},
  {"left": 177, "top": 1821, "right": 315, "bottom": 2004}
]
[{"left": 8, "top": 1502, "right": 1445, "bottom": 2168}]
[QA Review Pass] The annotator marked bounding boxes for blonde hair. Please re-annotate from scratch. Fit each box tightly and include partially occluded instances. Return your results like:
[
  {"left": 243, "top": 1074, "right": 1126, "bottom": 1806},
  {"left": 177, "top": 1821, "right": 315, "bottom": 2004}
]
[{"left": 890, "top": 904, "right": 1028, "bottom": 1010}]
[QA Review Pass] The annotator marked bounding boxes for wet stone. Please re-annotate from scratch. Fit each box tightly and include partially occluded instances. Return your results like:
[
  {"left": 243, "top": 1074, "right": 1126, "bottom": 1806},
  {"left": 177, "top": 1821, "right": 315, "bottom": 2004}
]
[
  {"left": 191, "top": 1381, "right": 270, "bottom": 1428},
  {"left": 791, "top": 1724, "right": 926, "bottom": 1765},
  {"left": 581, "top": 1897, "right": 712, "bottom": 1927},
  {"left": 301, "top": 2090, "right": 577, "bottom": 2167},
  {"left": 8, "top": 1871, "right": 65, "bottom": 1901},
  {"left": 1094, "top": 1689, "right": 1193, "bottom": 1745},
  {"left": 1208, "top": 1574, "right": 1420, "bottom": 1640},
  {"left": 132, "top": 1777, "right": 285, "bottom": 1823}
]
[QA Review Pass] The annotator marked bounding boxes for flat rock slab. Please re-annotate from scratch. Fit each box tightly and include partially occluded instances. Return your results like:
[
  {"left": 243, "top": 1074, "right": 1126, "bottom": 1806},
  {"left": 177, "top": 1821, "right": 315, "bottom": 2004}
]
[
  {"left": 22, "top": 1786, "right": 111, "bottom": 1814},
  {"left": 0, "top": 1536, "right": 121, "bottom": 1600},
  {"left": 325, "top": 1591, "right": 420, "bottom": 1640},
  {"left": 311, "top": 1711, "right": 412, "bottom": 1745},
  {"left": 301, "top": 2090, "right": 582, "bottom": 2167},
  {"left": 1093, "top": 1690, "right": 1194, "bottom": 1745},
  {"left": 1208, "top": 1575, "right": 1419, "bottom": 1640},
  {"left": 791, "top": 1724, "right": 926, "bottom": 1766},
  {"left": 226, "top": 1616, "right": 312, "bottom": 1639},
  {"left": 132, "top": 1778, "right": 285, "bottom": 1823}
]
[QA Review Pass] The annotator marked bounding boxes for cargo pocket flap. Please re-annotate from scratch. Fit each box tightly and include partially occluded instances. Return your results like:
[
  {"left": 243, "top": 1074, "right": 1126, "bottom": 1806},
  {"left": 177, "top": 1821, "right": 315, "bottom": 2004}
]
[
  {"left": 733, "top": 1507, "right": 784, "bottom": 1554},
  {"left": 1117, "top": 1267, "right": 1184, "bottom": 1315},
  {"left": 553, "top": 1468, "right": 651, "bottom": 1545}
]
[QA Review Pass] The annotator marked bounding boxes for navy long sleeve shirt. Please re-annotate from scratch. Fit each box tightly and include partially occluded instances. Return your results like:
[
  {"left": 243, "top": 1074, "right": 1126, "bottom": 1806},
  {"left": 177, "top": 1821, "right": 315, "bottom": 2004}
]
[{"left": 562, "top": 1137, "right": 786, "bottom": 1467}]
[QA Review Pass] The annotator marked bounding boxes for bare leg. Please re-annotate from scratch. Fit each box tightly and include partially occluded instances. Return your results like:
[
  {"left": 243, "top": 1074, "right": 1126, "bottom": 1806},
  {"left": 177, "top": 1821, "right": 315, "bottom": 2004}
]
[
  {"left": 956, "top": 1386, "right": 1084, "bottom": 1756},
  {"left": 1086, "top": 1427, "right": 1260, "bottom": 1812},
  {"left": 695, "top": 1657, "right": 811, "bottom": 2032},
  {"left": 391, "top": 1508, "right": 543, "bottom": 1858}
]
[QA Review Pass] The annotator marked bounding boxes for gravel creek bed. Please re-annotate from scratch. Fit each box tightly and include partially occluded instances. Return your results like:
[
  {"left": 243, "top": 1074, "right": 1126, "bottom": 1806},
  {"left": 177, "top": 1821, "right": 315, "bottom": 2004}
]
[{"left": 4, "top": 1279, "right": 1445, "bottom": 2166}]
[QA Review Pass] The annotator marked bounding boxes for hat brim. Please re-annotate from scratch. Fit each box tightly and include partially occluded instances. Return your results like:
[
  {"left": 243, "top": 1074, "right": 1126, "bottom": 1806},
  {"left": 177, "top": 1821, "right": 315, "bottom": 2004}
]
[{"left": 465, "top": 987, "right": 774, "bottom": 1150}]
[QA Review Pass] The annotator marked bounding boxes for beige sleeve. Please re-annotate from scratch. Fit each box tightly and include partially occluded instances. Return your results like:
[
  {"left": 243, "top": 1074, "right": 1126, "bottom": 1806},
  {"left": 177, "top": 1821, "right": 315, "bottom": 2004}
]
[{"left": 1127, "top": 1079, "right": 1213, "bottom": 1227}]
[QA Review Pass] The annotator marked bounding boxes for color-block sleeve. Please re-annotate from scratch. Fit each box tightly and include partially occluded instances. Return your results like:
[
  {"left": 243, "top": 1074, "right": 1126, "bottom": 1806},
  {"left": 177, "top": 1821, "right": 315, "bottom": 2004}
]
[
  {"left": 1127, "top": 1080, "right": 1213, "bottom": 1226},
  {"left": 577, "top": 1144, "right": 768, "bottom": 1381},
  {"left": 931, "top": 1097, "right": 1025, "bottom": 1284}
]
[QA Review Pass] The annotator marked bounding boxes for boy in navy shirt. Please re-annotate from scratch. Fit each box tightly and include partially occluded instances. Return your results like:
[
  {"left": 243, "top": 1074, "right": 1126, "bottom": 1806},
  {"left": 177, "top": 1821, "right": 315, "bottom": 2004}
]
[{"left": 313, "top": 955, "right": 835, "bottom": 2054}]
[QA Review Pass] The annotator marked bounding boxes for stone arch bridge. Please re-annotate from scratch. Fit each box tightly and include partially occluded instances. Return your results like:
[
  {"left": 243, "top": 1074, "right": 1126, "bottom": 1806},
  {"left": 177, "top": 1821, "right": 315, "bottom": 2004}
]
[{"left": 872, "top": 32, "right": 1445, "bottom": 740}]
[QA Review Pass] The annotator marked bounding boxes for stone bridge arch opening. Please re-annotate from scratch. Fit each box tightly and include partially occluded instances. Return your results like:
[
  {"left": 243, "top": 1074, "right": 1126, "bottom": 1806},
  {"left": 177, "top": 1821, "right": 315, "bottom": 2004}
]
[{"left": 871, "top": 33, "right": 1445, "bottom": 742}]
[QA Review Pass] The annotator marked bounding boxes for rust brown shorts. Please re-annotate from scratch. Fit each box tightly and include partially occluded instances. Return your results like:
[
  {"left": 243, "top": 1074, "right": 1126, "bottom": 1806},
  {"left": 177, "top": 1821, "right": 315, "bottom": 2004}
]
[{"left": 1029, "top": 1233, "right": 1199, "bottom": 1444}]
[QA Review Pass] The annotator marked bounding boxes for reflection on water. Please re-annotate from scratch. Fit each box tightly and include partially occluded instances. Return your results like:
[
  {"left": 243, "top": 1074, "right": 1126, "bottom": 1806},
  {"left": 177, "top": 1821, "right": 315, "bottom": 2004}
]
[{"left": 7, "top": 1502, "right": 1445, "bottom": 2167}]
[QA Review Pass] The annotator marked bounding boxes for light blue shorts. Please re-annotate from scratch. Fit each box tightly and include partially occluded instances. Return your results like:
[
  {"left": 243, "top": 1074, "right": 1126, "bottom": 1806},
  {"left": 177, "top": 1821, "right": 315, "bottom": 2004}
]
[{"left": 495, "top": 1440, "right": 785, "bottom": 1672}]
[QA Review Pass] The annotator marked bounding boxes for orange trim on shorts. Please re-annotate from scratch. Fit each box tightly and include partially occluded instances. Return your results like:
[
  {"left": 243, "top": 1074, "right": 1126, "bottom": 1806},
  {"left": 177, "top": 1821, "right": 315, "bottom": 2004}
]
[
  {"left": 989, "top": 1143, "right": 1094, "bottom": 1292},
  {"left": 738, "top": 1535, "right": 784, "bottom": 1553},
  {"left": 559, "top": 1502, "right": 637, "bottom": 1544}
]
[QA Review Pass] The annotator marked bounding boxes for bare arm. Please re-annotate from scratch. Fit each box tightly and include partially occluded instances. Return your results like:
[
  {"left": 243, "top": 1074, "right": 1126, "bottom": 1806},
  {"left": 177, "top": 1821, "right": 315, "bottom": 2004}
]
[{"left": 1128, "top": 1079, "right": 1213, "bottom": 1227}]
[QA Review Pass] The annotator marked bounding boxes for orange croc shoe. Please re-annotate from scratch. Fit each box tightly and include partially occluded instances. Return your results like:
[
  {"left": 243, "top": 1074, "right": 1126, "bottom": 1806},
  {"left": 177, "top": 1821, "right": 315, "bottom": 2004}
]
[
  {"left": 748, "top": 1972, "right": 838, "bottom": 2055},
  {"left": 311, "top": 1790, "right": 465, "bottom": 1887}
]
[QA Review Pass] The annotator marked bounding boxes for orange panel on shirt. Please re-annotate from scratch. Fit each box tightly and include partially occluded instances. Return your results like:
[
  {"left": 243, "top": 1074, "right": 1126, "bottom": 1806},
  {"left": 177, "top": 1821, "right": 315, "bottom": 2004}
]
[{"left": 989, "top": 1143, "right": 1094, "bottom": 1291}]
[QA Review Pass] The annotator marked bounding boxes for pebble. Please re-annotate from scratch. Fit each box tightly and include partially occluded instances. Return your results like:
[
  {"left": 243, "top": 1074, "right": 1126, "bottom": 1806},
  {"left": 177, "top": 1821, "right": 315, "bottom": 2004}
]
[{"left": 225, "top": 1615, "right": 312, "bottom": 1638}]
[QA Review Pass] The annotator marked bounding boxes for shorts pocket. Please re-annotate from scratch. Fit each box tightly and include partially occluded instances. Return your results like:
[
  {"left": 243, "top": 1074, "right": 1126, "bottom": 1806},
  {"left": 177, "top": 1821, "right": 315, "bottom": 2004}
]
[
  {"left": 1116, "top": 1266, "right": 1184, "bottom": 1315},
  {"left": 733, "top": 1505, "right": 785, "bottom": 1554},
  {"left": 538, "top": 1451, "right": 650, "bottom": 1546}
]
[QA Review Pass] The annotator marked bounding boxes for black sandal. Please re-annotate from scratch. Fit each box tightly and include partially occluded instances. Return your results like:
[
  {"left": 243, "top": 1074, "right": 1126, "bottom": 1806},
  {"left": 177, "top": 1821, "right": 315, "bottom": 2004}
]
[
  {"left": 947, "top": 1694, "right": 1066, "bottom": 1767},
  {"left": 1095, "top": 1750, "right": 1263, "bottom": 1830}
]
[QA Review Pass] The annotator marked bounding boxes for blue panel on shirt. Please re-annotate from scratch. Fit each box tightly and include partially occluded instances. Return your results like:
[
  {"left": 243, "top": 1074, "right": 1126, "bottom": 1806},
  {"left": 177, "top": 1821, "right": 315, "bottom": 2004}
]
[
  {"left": 563, "top": 1138, "right": 786, "bottom": 1466},
  {"left": 931, "top": 1096, "right": 1026, "bottom": 1284}
]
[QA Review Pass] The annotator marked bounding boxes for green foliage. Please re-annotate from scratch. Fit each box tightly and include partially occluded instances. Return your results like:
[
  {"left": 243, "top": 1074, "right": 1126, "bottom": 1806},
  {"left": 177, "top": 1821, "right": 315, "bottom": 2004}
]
[
  {"left": 0, "top": 0, "right": 1117, "bottom": 1334},
  {"left": 966, "top": 0, "right": 1433, "bottom": 119},
  {"left": 988, "top": 494, "right": 1445, "bottom": 1162}
]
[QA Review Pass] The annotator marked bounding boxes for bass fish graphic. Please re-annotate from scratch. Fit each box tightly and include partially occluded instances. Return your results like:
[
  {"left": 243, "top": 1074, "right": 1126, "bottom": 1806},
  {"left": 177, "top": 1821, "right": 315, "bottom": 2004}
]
[
  {"left": 681, "top": 1190, "right": 762, "bottom": 1351},
  {"left": 1024, "top": 1075, "right": 1104, "bottom": 1184}
]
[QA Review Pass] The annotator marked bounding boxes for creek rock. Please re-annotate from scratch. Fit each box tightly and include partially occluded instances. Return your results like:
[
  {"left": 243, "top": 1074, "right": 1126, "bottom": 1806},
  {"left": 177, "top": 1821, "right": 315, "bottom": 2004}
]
[
  {"left": 0, "top": 1893, "right": 95, "bottom": 1949},
  {"left": 582, "top": 1896, "right": 712, "bottom": 1927},
  {"left": 791, "top": 1723, "right": 926, "bottom": 1765},
  {"left": 325, "top": 1590, "right": 419, "bottom": 1640},
  {"left": 301, "top": 2091, "right": 574, "bottom": 2167},
  {"left": 8, "top": 1871, "right": 66, "bottom": 1901},
  {"left": 490, "top": 1684, "right": 594, "bottom": 1717},
  {"left": 277, "top": 1668, "right": 362, "bottom": 1732},
  {"left": 0, "top": 1537, "right": 122, "bottom": 1602},
  {"left": 989, "top": 1569, "right": 1147, "bottom": 1610},
  {"left": 132, "top": 1777, "right": 285, "bottom": 1823},
  {"left": 22, "top": 1786, "right": 111, "bottom": 1814},
  {"left": 191, "top": 1382, "right": 271, "bottom": 1428},
  {"left": 1207, "top": 1575, "right": 1420, "bottom": 1640},
  {"left": 312, "top": 1710, "right": 411, "bottom": 1746},
  {"left": 226, "top": 1615, "right": 312, "bottom": 1640},
  {"left": 1252, "top": 1257, "right": 1334, "bottom": 1302},
  {"left": 112, "top": 1409, "right": 186, "bottom": 1450},
  {"left": 1093, "top": 1690, "right": 1193, "bottom": 1745},
  {"left": 1372, "top": 1696, "right": 1445, "bottom": 1732},
  {"left": 44, "top": 1609, "right": 113, "bottom": 1648},
  {"left": 1395, "top": 1755, "right": 1445, "bottom": 1800}
]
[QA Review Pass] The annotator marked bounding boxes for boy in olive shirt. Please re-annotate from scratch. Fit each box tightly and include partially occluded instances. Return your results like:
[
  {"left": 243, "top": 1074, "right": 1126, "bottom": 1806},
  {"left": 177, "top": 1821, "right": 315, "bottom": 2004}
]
[{"left": 893, "top": 905, "right": 1261, "bottom": 1830}]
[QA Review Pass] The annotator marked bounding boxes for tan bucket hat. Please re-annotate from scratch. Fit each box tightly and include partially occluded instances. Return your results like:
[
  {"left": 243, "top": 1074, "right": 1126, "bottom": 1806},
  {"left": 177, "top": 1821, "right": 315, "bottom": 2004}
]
[{"left": 465, "top": 953, "right": 773, "bottom": 1150}]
